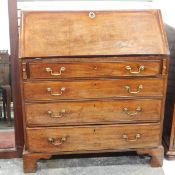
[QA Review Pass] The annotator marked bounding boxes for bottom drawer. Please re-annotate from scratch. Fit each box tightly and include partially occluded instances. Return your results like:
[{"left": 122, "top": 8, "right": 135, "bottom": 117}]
[{"left": 26, "top": 124, "right": 160, "bottom": 153}]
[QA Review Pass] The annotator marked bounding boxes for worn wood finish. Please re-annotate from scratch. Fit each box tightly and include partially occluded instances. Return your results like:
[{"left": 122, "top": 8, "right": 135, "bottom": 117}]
[
  {"left": 28, "top": 60, "right": 162, "bottom": 79},
  {"left": 19, "top": 10, "right": 169, "bottom": 172},
  {"left": 19, "top": 10, "right": 169, "bottom": 58},
  {"left": 24, "top": 79, "right": 164, "bottom": 101},
  {"left": 25, "top": 99, "right": 161, "bottom": 126},
  {"left": 137, "top": 145, "right": 164, "bottom": 167},
  {"left": 26, "top": 124, "right": 160, "bottom": 153},
  {"left": 22, "top": 56, "right": 164, "bottom": 63},
  {"left": 23, "top": 151, "right": 51, "bottom": 173}
]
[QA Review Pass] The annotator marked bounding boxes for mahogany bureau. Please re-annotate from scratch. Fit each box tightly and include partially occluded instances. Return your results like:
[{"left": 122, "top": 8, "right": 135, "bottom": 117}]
[{"left": 19, "top": 10, "right": 169, "bottom": 173}]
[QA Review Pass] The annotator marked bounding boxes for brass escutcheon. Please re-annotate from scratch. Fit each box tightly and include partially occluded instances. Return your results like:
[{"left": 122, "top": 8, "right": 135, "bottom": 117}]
[{"left": 89, "top": 12, "right": 95, "bottom": 19}]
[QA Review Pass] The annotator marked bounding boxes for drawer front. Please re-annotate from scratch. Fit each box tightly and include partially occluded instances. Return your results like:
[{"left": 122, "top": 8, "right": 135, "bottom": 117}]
[
  {"left": 26, "top": 124, "right": 160, "bottom": 153},
  {"left": 28, "top": 61, "right": 161, "bottom": 79},
  {"left": 25, "top": 99, "right": 161, "bottom": 126},
  {"left": 24, "top": 79, "right": 163, "bottom": 101}
]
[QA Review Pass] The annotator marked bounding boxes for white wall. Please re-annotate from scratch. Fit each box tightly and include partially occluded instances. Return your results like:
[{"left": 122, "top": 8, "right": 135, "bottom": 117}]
[
  {"left": 1, "top": 0, "right": 175, "bottom": 51},
  {"left": 0, "top": 0, "right": 10, "bottom": 51},
  {"left": 153, "top": 0, "right": 175, "bottom": 28}
]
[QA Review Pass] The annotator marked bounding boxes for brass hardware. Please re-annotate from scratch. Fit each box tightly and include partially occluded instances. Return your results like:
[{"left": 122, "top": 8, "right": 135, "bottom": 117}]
[
  {"left": 45, "top": 67, "right": 65, "bottom": 76},
  {"left": 48, "top": 137, "right": 67, "bottom": 146},
  {"left": 123, "top": 106, "right": 142, "bottom": 116},
  {"left": 125, "top": 65, "right": 145, "bottom": 74},
  {"left": 47, "top": 87, "right": 65, "bottom": 96},
  {"left": 89, "top": 12, "right": 95, "bottom": 19},
  {"left": 47, "top": 109, "right": 66, "bottom": 118},
  {"left": 122, "top": 133, "right": 141, "bottom": 142},
  {"left": 125, "top": 84, "right": 143, "bottom": 94},
  {"left": 22, "top": 63, "right": 27, "bottom": 79}
]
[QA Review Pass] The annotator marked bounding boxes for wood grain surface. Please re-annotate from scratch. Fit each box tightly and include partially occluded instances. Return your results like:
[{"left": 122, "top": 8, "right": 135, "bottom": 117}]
[
  {"left": 28, "top": 60, "right": 162, "bottom": 79},
  {"left": 19, "top": 10, "right": 169, "bottom": 57},
  {"left": 25, "top": 99, "right": 161, "bottom": 126},
  {"left": 23, "top": 78, "right": 164, "bottom": 101},
  {"left": 19, "top": 10, "right": 169, "bottom": 172},
  {"left": 26, "top": 123, "right": 160, "bottom": 153}
]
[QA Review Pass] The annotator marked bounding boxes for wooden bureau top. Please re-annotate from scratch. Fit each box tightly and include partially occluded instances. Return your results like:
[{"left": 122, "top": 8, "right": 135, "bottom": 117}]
[{"left": 19, "top": 10, "right": 169, "bottom": 58}]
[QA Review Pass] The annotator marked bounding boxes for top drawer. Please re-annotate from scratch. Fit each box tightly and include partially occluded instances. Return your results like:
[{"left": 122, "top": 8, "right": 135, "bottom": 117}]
[{"left": 28, "top": 60, "right": 162, "bottom": 79}]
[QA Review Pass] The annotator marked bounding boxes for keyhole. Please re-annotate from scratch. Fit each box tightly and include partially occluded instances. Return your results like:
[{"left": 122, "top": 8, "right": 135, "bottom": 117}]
[
  {"left": 89, "top": 12, "right": 96, "bottom": 19},
  {"left": 93, "top": 66, "right": 97, "bottom": 70}
]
